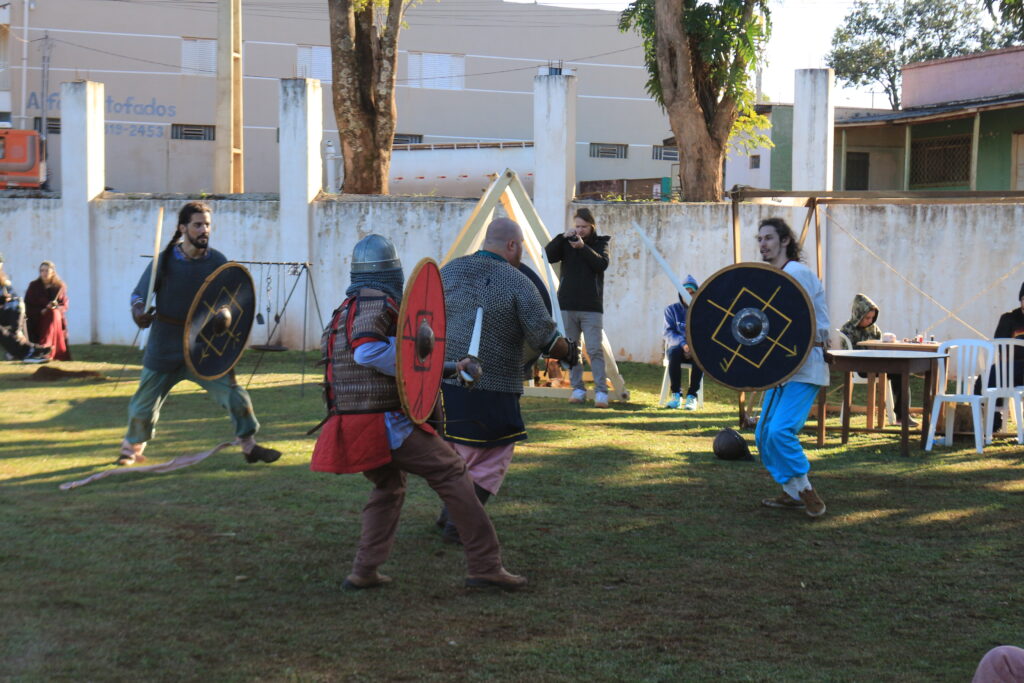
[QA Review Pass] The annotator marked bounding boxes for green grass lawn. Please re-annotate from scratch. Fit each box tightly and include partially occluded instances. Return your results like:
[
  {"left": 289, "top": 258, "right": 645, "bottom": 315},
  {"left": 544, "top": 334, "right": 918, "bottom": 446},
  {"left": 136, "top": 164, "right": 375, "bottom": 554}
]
[{"left": 2, "top": 347, "right": 1022, "bottom": 681}]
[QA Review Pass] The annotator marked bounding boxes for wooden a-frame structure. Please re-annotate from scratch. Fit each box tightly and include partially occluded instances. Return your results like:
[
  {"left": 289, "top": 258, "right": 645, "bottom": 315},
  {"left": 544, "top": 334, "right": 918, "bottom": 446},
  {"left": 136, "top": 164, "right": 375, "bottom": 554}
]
[{"left": 442, "top": 168, "right": 630, "bottom": 401}]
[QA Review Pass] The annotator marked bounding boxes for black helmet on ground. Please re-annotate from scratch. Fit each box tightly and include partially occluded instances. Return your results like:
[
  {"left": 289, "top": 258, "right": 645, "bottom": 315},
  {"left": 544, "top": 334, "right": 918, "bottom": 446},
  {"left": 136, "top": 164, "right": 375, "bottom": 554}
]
[{"left": 713, "top": 428, "right": 754, "bottom": 461}]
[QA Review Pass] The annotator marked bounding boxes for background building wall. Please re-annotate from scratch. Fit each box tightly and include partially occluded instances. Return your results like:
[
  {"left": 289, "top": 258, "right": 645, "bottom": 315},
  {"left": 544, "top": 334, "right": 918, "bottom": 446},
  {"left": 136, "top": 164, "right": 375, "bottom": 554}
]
[
  {"left": 5, "top": 0, "right": 674, "bottom": 196},
  {"left": 902, "top": 47, "right": 1024, "bottom": 108}
]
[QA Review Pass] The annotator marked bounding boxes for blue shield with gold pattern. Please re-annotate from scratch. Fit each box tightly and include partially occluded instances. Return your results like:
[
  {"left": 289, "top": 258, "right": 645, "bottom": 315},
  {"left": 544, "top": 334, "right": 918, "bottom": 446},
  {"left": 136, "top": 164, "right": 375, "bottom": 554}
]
[
  {"left": 686, "top": 262, "right": 815, "bottom": 391},
  {"left": 183, "top": 262, "right": 256, "bottom": 380}
]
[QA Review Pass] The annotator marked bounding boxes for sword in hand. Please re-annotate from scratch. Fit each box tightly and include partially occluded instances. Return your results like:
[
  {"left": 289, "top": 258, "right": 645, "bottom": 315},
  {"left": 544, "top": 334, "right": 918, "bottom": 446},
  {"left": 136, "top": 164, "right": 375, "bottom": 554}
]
[{"left": 459, "top": 307, "right": 484, "bottom": 386}]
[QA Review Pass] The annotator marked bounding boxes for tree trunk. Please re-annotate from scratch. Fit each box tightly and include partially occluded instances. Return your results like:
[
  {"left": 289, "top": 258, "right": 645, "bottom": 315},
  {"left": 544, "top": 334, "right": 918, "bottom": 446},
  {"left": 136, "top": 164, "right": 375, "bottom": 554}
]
[
  {"left": 328, "top": 0, "right": 402, "bottom": 194},
  {"left": 654, "top": 0, "right": 751, "bottom": 201}
]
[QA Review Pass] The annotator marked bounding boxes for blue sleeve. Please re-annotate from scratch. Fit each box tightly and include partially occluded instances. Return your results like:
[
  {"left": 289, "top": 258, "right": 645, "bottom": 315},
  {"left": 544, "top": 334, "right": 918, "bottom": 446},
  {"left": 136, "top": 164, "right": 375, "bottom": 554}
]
[
  {"left": 353, "top": 337, "right": 397, "bottom": 376},
  {"left": 664, "top": 306, "right": 685, "bottom": 347},
  {"left": 131, "top": 264, "right": 152, "bottom": 306}
]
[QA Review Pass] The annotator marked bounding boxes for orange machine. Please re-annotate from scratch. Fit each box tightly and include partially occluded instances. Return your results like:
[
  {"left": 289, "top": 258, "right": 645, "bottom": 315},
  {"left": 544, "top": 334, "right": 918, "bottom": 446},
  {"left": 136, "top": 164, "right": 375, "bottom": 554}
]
[{"left": 0, "top": 129, "right": 45, "bottom": 188}]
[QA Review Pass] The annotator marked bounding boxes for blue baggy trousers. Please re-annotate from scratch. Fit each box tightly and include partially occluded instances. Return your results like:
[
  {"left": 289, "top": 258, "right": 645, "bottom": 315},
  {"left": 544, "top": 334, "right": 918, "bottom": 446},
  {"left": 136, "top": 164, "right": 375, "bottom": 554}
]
[{"left": 755, "top": 382, "right": 819, "bottom": 484}]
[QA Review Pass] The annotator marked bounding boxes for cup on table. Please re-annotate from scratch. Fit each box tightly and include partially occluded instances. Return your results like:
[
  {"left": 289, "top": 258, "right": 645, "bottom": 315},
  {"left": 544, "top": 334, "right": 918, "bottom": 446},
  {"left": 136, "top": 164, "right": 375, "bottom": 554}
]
[{"left": 881, "top": 332, "right": 898, "bottom": 343}]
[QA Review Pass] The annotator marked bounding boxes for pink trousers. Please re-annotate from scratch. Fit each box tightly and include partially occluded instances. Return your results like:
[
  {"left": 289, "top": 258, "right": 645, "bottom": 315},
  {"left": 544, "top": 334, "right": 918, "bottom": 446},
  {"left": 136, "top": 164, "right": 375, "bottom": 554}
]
[{"left": 974, "top": 646, "right": 1024, "bottom": 683}]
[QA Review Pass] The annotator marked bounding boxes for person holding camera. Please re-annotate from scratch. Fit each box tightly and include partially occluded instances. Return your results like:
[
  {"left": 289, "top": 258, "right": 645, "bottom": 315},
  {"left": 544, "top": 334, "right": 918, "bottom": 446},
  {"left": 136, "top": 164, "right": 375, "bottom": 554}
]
[{"left": 544, "top": 208, "right": 611, "bottom": 407}]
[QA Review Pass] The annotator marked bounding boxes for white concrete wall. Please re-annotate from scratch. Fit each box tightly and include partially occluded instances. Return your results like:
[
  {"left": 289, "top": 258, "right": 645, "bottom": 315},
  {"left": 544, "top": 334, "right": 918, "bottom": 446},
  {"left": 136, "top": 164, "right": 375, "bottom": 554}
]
[
  {"left": 2, "top": 196, "right": 1021, "bottom": 366},
  {"left": 388, "top": 146, "right": 535, "bottom": 198},
  {"left": 725, "top": 145, "right": 772, "bottom": 189},
  {"left": 0, "top": 199, "right": 64, "bottom": 292}
]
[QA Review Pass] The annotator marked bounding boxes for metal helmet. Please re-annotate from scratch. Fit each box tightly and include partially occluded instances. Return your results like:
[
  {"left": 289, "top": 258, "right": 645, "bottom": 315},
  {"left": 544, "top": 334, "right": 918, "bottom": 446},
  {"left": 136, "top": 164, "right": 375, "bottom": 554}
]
[
  {"left": 352, "top": 234, "right": 402, "bottom": 273},
  {"left": 713, "top": 428, "right": 754, "bottom": 461}
]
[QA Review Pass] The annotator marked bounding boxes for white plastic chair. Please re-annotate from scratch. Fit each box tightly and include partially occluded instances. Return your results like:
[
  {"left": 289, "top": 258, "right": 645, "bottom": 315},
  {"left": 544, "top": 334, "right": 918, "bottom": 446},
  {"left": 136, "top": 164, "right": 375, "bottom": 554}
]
[
  {"left": 983, "top": 338, "right": 1024, "bottom": 445},
  {"left": 836, "top": 330, "right": 897, "bottom": 426},
  {"left": 658, "top": 342, "right": 704, "bottom": 408},
  {"left": 925, "top": 339, "right": 994, "bottom": 454}
]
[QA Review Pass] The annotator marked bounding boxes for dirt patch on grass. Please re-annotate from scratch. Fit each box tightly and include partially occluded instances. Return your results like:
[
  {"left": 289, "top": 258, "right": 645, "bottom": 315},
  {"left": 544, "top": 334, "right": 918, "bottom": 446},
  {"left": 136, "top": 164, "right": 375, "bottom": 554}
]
[{"left": 26, "top": 367, "right": 106, "bottom": 382}]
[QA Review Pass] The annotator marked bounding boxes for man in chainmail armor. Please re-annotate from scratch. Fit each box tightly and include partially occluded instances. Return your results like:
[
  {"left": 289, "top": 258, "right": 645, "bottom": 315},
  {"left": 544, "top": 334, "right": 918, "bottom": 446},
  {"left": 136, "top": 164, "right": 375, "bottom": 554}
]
[
  {"left": 311, "top": 233, "right": 528, "bottom": 591},
  {"left": 437, "top": 218, "right": 581, "bottom": 544}
]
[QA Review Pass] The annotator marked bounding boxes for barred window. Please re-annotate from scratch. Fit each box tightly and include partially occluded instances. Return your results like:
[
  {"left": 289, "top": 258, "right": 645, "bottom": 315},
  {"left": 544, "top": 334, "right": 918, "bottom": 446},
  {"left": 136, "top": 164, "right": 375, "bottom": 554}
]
[
  {"left": 32, "top": 117, "right": 60, "bottom": 135},
  {"left": 172, "top": 124, "right": 215, "bottom": 141},
  {"left": 393, "top": 133, "right": 423, "bottom": 145},
  {"left": 652, "top": 145, "right": 678, "bottom": 161},
  {"left": 590, "top": 143, "right": 628, "bottom": 159},
  {"left": 910, "top": 134, "right": 971, "bottom": 187}
]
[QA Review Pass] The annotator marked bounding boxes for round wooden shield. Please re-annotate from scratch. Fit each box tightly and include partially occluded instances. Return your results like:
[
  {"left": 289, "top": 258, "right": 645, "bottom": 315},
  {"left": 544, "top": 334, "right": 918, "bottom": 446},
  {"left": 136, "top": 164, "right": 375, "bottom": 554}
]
[
  {"left": 396, "top": 258, "right": 447, "bottom": 424},
  {"left": 183, "top": 262, "right": 256, "bottom": 381},
  {"left": 686, "top": 262, "right": 815, "bottom": 391}
]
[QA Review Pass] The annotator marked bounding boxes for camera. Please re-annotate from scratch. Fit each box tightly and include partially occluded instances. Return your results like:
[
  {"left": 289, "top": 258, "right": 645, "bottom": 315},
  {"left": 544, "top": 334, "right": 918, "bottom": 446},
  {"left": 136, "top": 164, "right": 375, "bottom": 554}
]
[{"left": 567, "top": 234, "right": 580, "bottom": 243}]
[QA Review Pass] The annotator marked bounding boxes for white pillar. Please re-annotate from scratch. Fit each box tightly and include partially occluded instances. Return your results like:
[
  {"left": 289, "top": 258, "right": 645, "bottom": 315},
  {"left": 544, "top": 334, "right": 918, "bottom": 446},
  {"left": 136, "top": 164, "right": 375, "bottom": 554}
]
[
  {"left": 792, "top": 69, "right": 834, "bottom": 290},
  {"left": 533, "top": 68, "right": 577, "bottom": 236},
  {"left": 60, "top": 80, "right": 104, "bottom": 343},
  {"left": 278, "top": 77, "right": 322, "bottom": 348},
  {"left": 792, "top": 68, "right": 834, "bottom": 191}
]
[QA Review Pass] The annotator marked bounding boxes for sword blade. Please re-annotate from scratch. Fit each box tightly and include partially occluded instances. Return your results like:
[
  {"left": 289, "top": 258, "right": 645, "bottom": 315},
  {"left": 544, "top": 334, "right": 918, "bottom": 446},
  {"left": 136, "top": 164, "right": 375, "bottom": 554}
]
[
  {"left": 145, "top": 207, "right": 165, "bottom": 311},
  {"left": 467, "top": 306, "right": 483, "bottom": 357},
  {"left": 630, "top": 220, "right": 692, "bottom": 305}
]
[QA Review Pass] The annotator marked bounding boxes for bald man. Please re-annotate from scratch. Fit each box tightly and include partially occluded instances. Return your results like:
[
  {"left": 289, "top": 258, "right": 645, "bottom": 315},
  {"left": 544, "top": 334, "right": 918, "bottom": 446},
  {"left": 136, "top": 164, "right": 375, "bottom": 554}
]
[{"left": 436, "top": 218, "right": 580, "bottom": 544}]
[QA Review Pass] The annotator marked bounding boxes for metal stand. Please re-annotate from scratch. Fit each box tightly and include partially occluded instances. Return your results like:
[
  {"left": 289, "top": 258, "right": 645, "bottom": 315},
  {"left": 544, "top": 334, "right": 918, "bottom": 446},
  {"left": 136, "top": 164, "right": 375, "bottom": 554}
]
[{"left": 242, "top": 260, "right": 324, "bottom": 395}]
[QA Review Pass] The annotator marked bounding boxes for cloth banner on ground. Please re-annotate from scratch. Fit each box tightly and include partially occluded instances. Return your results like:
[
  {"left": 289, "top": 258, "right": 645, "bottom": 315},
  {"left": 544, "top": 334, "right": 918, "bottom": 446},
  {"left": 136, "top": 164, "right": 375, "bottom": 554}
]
[{"left": 59, "top": 442, "right": 233, "bottom": 491}]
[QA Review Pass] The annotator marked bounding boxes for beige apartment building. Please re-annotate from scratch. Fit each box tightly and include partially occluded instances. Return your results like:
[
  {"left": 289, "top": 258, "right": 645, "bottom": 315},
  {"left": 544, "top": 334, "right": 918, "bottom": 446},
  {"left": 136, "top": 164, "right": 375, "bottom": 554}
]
[{"left": 1, "top": 0, "right": 676, "bottom": 196}]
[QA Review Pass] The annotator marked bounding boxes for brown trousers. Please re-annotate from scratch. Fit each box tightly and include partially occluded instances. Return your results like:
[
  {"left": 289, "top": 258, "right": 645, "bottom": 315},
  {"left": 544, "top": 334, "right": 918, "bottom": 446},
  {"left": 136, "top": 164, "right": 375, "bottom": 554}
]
[{"left": 353, "top": 428, "right": 503, "bottom": 576}]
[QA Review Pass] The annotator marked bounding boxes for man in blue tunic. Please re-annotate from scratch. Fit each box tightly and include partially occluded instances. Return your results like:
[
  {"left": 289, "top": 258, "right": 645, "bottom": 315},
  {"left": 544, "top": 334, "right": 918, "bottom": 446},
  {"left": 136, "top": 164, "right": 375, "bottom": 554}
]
[
  {"left": 117, "top": 201, "right": 281, "bottom": 467},
  {"left": 755, "top": 218, "right": 829, "bottom": 518}
]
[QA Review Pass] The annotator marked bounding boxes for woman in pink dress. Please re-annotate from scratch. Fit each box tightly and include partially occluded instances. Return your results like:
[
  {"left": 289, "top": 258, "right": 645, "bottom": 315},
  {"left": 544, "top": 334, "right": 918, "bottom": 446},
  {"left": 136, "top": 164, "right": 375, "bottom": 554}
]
[{"left": 24, "top": 261, "right": 71, "bottom": 361}]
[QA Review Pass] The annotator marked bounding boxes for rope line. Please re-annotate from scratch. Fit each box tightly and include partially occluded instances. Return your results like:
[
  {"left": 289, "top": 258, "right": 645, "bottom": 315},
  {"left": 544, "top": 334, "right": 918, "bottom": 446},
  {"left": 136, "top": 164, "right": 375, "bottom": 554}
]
[{"left": 824, "top": 208, "right": 994, "bottom": 339}]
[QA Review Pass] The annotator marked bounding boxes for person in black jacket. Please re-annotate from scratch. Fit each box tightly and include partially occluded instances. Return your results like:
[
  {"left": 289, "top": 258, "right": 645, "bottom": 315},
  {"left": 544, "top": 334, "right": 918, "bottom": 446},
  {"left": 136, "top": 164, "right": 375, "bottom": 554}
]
[
  {"left": 977, "top": 281, "right": 1024, "bottom": 433},
  {"left": 544, "top": 207, "right": 612, "bottom": 407}
]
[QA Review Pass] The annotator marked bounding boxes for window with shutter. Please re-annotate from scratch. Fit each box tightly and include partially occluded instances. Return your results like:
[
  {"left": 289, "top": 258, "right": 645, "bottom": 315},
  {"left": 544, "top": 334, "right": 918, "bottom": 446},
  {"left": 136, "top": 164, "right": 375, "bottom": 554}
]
[
  {"left": 297, "top": 45, "right": 332, "bottom": 83},
  {"left": 181, "top": 38, "right": 217, "bottom": 76},
  {"left": 406, "top": 52, "right": 465, "bottom": 90}
]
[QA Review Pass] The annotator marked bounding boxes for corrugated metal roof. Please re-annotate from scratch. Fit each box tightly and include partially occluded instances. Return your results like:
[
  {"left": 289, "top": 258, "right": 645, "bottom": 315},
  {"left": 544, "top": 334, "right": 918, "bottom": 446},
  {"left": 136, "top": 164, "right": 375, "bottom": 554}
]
[{"left": 836, "top": 92, "right": 1024, "bottom": 127}]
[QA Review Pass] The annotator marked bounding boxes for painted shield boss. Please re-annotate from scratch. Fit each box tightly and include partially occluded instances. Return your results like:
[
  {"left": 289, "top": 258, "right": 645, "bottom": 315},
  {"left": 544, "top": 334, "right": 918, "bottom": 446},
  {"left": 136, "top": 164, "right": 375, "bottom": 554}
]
[
  {"left": 183, "top": 262, "right": 256, "bottom": 381},
  {"left": 686, "top": 262, "right": 815, "bottom": 392},
  {"left": 396, "top": 258, "right": 447, "bottom": 424}
]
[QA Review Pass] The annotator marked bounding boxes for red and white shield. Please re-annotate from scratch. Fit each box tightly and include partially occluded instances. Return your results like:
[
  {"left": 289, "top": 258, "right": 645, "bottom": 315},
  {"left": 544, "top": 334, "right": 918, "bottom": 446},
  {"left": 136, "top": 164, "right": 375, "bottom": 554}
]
[{"left": 396, "top": 258, "right": 447, "bottom": 424}]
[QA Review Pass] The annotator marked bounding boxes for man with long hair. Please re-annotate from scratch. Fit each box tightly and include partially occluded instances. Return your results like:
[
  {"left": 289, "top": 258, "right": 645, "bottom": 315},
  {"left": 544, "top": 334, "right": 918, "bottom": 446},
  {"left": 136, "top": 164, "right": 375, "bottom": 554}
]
[
  {"left": 119, "top": 202, "right": 282, "bottom": 467},
  {"left": 755, "top": 218, "right": 830, "bottom": 518}
]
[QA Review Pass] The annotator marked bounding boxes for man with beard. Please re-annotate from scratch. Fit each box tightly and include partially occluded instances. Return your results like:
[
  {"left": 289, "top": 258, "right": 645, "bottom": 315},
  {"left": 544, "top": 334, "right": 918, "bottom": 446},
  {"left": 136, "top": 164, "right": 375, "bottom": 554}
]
[
  {"left": 118, "top": 201, "right": 282, "bottom": 467},
  {"left": 436, "top": 218, "right": 580, "bottom": 544}
]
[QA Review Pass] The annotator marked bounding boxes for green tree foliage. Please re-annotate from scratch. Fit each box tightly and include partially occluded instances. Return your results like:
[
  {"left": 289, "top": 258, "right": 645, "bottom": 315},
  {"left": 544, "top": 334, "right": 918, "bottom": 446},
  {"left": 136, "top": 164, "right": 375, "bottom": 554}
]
[
  {"left": 827, "top": 0, "right": 1002, "bottom": 111},
  {"left": 620, "top": 0, "right": 770, "bottom": 201},
  {"left": 985, "top": 0, "right": 1024, "bottom": 39}
]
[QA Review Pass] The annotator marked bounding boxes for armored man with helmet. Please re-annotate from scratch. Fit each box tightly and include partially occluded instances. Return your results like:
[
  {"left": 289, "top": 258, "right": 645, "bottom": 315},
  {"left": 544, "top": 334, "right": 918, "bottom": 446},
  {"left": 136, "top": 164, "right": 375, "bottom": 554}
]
[{"left": 310, "top": 234, "right": 528, "bottom": 591}]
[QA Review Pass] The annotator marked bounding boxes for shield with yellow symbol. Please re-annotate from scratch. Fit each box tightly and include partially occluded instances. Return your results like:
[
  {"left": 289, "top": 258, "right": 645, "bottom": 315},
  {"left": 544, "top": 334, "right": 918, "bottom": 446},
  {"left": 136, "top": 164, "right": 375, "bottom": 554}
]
[
  {"left": 686, "top": 262, "right": 815, "bottom": 392},
  {"left": 183, "top": 262, "right": 256, "bottom": 380}
]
